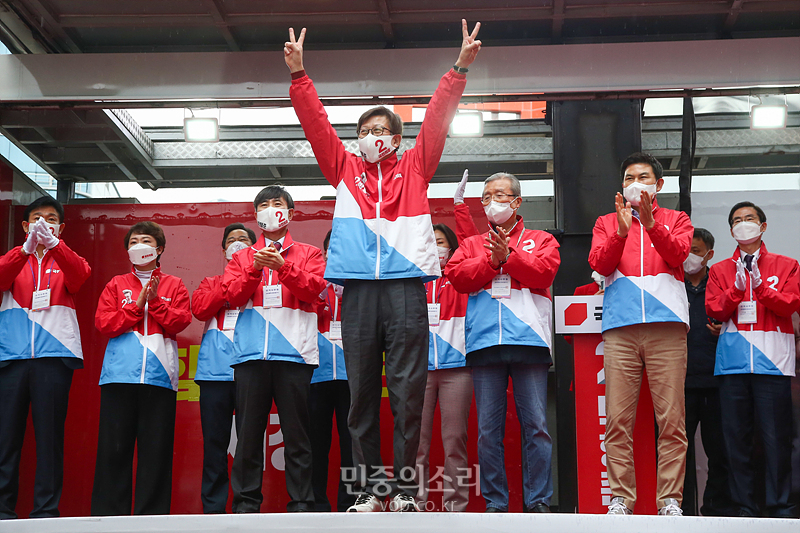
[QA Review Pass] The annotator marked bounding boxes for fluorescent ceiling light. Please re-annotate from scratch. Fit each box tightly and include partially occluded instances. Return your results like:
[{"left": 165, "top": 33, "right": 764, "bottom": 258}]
[
  {"left": 750, "top": 105, "right": 788, "bottom": 129},
  {"left": 184, "top": 117, "right": 219, "bottom": 142},
  {"left": 450, "top": 112, "right": 484, "bottom": 137}
]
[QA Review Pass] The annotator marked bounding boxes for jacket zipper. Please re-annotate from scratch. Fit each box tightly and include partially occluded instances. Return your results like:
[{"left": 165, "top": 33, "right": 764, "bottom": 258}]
[
  {"left": 498, "top": 268, "right": 503, "bottom": 345},
  {"left": 141, "top": 299, "right": 149, "bottom": 384},
  {"left": 375, "top": 163, "right": 383, "bottom": 279},
  {"left": 640, "top": 221, "right": 645, "bottom": 323},
  {"left": 31, "top": 254, "right": 44, "bottom": 358},
  {"left": 749, "top": 274, "right": 754, "bottom": 373},
  {"left": 264, "top": 269, "right": 272, "bottom": 360},
  {"left": 432, "top": 280, "right": 439, "bottom": 370},
  {"left": 332, "top": 295, "right": 338, "bottom": 380}
]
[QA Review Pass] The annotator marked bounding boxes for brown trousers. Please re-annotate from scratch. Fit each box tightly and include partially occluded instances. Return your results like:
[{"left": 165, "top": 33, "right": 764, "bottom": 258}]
[{"left": 603, "top": 322, "right": 688, "bottom": 511}]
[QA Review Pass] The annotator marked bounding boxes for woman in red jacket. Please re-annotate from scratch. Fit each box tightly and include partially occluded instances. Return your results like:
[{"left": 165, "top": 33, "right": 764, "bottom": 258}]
[{"left": 91, "top": 221, "right": 192, "bottom": 516}]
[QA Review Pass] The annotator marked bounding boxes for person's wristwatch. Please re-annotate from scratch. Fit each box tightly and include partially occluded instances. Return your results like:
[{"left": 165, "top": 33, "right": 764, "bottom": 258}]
[{"left": 452, "top": 65, "right": 469, "bottom": 74}]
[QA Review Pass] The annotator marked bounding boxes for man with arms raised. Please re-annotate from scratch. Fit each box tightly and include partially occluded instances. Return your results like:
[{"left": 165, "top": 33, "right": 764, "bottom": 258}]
[{"left": 285, "top": 20, "right": 481, "bottom": 512}]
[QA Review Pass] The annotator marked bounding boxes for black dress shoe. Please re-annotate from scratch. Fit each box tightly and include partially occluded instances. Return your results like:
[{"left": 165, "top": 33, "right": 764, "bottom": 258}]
[{"left": 525, "top": 503, "right": 550, "bottom": 513}]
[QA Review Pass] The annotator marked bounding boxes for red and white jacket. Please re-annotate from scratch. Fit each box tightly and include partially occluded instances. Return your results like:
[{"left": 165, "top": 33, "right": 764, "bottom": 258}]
[
  {"left": 312, "top": 284, "right": 347, "bottom": 383},
  {"left": 192, "top": 274, "right": 236, "bottom": 381},
  {"left": 0, "top": 242, "right": 91, "bottom": 365},
  {"left": 446, "top": 216, "right": 560, "bottom": 354},
  {"left": 290, "top": 69, "right": 466, "bottom": 284},
  {"left": 589, "top": 200, "right": 693, "bottom": 332},
  {"left": 96, "top": 267, "right": 192, "bottom": 391},
  {"left": 222, "top": 232, "right": 326, "bottom": 366},
  {"left": 706, "top": 243, "right": 800, "bottom": 377}
]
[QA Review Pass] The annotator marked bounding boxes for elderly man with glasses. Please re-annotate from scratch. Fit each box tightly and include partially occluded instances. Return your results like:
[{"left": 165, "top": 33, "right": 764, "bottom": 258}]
[{"left": 447, "top": 172, "right": 561, "bottom": 513}]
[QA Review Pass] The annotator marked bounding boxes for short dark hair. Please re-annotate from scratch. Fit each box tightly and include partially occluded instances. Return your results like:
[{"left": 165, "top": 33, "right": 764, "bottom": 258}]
[
  {"left": 323, "top": 229, "right": 332, "bottom": 252},
  {"left": 728, "top": 201, "right": 767, "bottom": 228},
  {"left": 433, "top": 223, "right": 459, "bottom": 253},
  {"left": 23, "top": 196, "right": 64, "bottom": 224},
  {"left": 620, "top": 152, "right": 663, "bottom": 182},
  {"left": 693, "top": 228, "right": 715, "bottom": 251},
  {"left": 254, "top": 185, "right": 294, "bottom": 209},
  {"left": 124, "top": 221, "right": 166, "bottom": 251},
  {"left": 356, "top": 106, "right": 403, "bottom": 137},
  {"left": 221, "top": 223, "right": 257, "bottom": 249}
]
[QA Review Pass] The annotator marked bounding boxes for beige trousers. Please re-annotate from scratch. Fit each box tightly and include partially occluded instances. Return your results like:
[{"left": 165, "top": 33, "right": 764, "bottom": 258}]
[{"left": 603, "top": 322, "right": 688, "bottom": 511}]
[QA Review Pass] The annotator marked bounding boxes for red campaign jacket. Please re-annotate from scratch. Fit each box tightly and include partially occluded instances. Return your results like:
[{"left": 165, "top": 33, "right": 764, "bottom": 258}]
[
  {"left": 222, "top": 231, "right": 326, "bottom": 366},
  {"left": 290, "top": 69, "right": 466, "bottom": 284},
  {"left": 95, "top": 267, "right": 192, "bottom": 391},
  {"left": 706, "top": 243, "right": 800, "bottom": 377},
  {"left": 446, "top": 216, "right": 561, "bottom": 353},
  {"left": 589, "top": 200, "right": 693, "bottom": 332},
  {"left": 192, "top": 274, "right": 236, "bottom": 381},
  {"left": 0, "top": 242, "right": 91, "bottom": 364}
]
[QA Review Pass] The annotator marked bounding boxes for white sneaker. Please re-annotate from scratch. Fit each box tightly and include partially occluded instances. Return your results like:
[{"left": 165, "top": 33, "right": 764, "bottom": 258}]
[
  {"left": 389, "top": 494, "right": 419, "bottom": 512},
  {"left": 347, "top": 493, "right": 382, "bottom": 512},
  {"left": 607, "top": 497, "right": 633, "bottom": 515},
  {"left": 658, "top": 498, "right": 683, "bottom": 516}
]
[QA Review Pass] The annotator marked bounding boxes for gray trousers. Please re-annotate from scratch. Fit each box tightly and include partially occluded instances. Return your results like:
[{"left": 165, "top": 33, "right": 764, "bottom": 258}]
[{"left": 341, "top": 278, "right": 428, "bottom": 499}]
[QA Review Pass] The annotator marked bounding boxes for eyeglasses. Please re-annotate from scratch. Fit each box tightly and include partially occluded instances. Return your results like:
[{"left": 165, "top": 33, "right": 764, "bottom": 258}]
[
  {"left": 481, "top": 193, "right": 517, "bottom": 205},
  {"left": 358, "top": 125, "right": 393, "bottom": 138}
]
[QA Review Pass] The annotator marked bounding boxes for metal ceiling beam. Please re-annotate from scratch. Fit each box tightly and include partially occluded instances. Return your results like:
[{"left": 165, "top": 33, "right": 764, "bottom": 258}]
[
  {"left": 1, "top": 38, "right": 798, "bottom": 104},
  {"left": 203, "top": 0, "right": 240, "bottom": 52},
  {"left": 375, "top": 0, "right": 395, "bottom": 45},
  {"left": 23, "top": 0, "right": 82, "bottom": 53},
  {"left": 50, "top": 2, "right": 800, "bottom": 27},
  {"left": 724, "top": 0, "right": 746, "bottom": 33}
]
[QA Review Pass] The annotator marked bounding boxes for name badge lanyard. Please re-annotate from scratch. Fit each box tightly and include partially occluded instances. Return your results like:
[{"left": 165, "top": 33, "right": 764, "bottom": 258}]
[
  {"left": 429, "top": 279, "right": 445, "bottom": 305},
  {"left": 326, "top": 290, "right": 340, "bottom": 321},
  {"left": 29, "top": 257, "right": 55, "bottom": 311}
]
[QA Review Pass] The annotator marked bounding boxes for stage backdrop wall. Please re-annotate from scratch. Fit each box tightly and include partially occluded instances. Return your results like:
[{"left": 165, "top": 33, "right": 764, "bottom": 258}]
[{"left": 12, "top": 198, "right": 527, "bottom": 516}]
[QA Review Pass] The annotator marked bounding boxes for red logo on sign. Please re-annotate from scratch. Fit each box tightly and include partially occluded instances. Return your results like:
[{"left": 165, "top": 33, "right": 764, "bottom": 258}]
[{"left": 564, "top": 303, "right": 588, "bottom": 326}]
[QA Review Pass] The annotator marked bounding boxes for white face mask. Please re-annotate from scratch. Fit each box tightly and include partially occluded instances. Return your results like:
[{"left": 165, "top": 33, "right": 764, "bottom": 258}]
[
  {"left": 436, "top": 246, "right": 451, "bottom": 269},
  {"left": 226, "top": 240, "right": 249, "bottom": 261},
  {"left": 257, "top": 207, "right": 290, "bottom": 233},
  {"left": 683, "top": 251, "right": 708, "bottom": 275},
  {"left": 357, "top": 133, "right": 395, "bottom": 163},
  {"left": 732, "top": 221, "right": 763, "bottom": 245},
  {"left": 484, "top": 200, "right": 515, "bottom": 226},
  {"left": 128, "top": 243, "right": 158, "bottom": 266},
  {"left": 622, "top": 181, "right": 657, "bottom": 207}
]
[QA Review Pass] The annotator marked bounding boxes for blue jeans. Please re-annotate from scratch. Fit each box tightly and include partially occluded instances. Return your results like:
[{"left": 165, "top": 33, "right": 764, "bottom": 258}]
[{"left": 472, "top": 363, "right": 552, "bottom": 511}]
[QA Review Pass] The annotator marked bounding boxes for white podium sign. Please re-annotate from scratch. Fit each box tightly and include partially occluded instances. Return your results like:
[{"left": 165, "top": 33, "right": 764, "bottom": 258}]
[{"left": 554, "top": 295, "right": 604, "bottom": 334}]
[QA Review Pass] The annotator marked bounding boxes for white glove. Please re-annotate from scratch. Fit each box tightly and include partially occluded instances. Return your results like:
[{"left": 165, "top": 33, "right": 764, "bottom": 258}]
[
  {"left": 332, "top": 283, "right": 344, "bottom": 300},
  {"left": 735, "top": 258, "right": 747, "bottom": 291},
  {"left": 750, "top": 256, "right": 762, "bottom": 288},
  {"left": 454, "top": 169, "right": 469, "bottom": 204},
  {"left": 35, "top": 219, "right": 59, "bottom": 250},
  {"left": 22, "top": 226, "right": 39, "bottom": 255}
]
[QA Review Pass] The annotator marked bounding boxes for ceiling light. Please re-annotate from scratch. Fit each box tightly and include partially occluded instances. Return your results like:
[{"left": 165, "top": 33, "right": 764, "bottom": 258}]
[
  {"left": 184, "top": 117, "right": 219, "bottom": 142},
  {"left": 450, "top": 112, "right": 484, "bottom": 137},
  {"left": 750, "top": 104, "right": 788, "bottom": 129}
]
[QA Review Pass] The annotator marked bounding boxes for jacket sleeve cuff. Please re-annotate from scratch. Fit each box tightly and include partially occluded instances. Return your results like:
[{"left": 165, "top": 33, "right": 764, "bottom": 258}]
[
  {"left": 291, "top": 70, "right": 307, "bottom": 81},
  {"left": 277, "top": 260, "right": 293, "bottom": 277}
]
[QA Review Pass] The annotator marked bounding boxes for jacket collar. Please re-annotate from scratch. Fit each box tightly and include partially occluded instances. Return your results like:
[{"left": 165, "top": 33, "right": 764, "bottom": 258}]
[
  {"left": 730, "top": 241, "right": 768, "bottom": 261},
  {"left": 365, "top": 150, "right": 399, "bottom": 169},
  {"left": 129, "top": 265, "right": 162, "bottom": 277},
  {"left": 490, "top": 215, "right": 526, "bottom": 243},
  {"left": 254, "top": 230, "right": 294, "bottom": 253}
]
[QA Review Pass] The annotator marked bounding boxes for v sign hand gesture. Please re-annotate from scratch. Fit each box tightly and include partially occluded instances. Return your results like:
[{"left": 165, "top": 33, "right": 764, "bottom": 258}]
[
  {"left": 455, "top": 19, "right": 482, "bottom": 69},
  {"left": 284, "top": 27, "right": 306, "bottom": 73}
]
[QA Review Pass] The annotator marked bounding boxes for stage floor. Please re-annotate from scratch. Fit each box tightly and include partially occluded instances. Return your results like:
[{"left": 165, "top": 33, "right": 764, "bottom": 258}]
[{"left": 2, "top": 512, "right": 798, "bottom": 533}]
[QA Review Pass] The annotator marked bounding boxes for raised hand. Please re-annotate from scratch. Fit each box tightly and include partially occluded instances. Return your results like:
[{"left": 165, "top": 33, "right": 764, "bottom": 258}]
[
  {"left": 615, "top": 192, "right": 633, "bottom": 238},
  {"left": 455, "top": 19, "right": 482, "bottom": 69},
  {"left": 284, "top": 27, "right": 306, "bottom": 73},
  {"left": 35, "top": 220, "right": 59, "bottom": 250},
  {"left": 22, "top": 224, "right": 39, "bottom": 255},
  {"left": 484, "top": 226, "right": 510, "bottom": 268},
  {"left": 454, "top": 168, "right": 469, "bottom": 204},
  {"left": 735, "top": 258, "right": 747, "bottom": 291},
  {"left": 750, "top": 256, "right": 762, "bottom": 288},
  {"left": 638, "top": 190, "right": 655, "bottom": 230}
]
